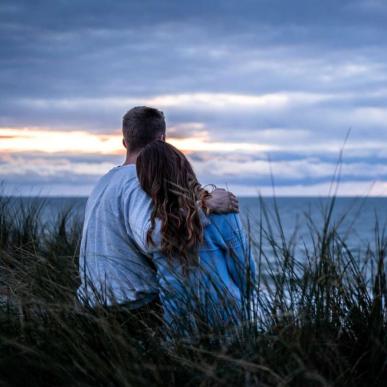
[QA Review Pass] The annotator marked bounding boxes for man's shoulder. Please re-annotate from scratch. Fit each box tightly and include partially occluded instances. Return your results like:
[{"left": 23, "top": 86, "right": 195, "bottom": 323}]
[
  {"left": 95, "top": 165, "right": 139, "bottom": 191},
  {"left": 85, "top": 165, "right": 141, "bottom": 208},
  {"left": 105, "top": 164, "right": 137, "bottom": 182}
]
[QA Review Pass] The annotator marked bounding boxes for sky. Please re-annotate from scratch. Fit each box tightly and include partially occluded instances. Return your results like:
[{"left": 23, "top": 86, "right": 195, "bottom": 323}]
[{"left": 1, "top": 0, "right": 387, "bottom": 196}]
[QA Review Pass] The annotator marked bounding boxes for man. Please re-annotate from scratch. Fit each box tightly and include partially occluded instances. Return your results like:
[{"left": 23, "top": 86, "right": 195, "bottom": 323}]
[{"left": 78, "top": 106, "right": 239, "bottom": 313}]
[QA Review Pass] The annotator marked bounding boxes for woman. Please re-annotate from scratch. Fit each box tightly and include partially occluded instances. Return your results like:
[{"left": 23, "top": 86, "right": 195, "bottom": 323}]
[{"left": 136, "top": 141, "right": 255, "bottom": 332}]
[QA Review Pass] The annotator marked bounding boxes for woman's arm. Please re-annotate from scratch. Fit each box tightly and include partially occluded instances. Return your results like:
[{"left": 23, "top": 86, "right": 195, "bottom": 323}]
[{"left": 220, "top": 214, "right": 256, "bottom": 295}]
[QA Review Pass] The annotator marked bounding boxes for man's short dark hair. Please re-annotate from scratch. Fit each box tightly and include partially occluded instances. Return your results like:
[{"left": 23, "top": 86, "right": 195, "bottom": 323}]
[{"left": 122, "top": 106, "right": 166, "bottom": 152}]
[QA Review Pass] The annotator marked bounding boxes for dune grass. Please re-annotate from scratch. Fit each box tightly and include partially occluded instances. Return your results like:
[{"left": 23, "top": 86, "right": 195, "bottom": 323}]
[{"left": 0, "top": 193, "right": 387, "bottom": 387}]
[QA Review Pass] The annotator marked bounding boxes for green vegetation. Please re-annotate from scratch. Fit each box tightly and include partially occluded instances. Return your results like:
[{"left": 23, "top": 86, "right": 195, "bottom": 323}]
[{"left": 0, "top": 192, "right": 386, "bottom": 386}]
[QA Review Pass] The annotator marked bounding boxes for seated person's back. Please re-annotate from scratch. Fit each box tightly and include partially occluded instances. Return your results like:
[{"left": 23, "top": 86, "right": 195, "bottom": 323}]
[{"left": 78, "top": 164, "right": 158, "bottom": 306}]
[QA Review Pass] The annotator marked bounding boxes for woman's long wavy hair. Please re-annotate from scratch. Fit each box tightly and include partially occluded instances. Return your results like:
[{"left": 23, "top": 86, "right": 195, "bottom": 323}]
[{"left": 136, "top": 140, "right": 210, "bottom": 268}]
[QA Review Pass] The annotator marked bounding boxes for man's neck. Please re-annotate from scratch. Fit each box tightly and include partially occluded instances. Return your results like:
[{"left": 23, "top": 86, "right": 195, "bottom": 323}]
[{"left": 122, "top": 151, "right": 139, "bottom": 166}]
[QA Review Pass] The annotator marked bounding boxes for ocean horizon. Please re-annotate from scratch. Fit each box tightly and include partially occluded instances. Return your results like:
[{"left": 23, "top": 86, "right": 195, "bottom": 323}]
[{"left": 5, "top": 196, "right": 387, "bottom": 255}]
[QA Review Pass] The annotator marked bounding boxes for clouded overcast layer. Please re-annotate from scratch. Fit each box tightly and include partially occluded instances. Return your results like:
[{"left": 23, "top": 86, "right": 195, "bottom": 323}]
[{"left": 1, "top": 0, "right": 387, "bottom": 196}]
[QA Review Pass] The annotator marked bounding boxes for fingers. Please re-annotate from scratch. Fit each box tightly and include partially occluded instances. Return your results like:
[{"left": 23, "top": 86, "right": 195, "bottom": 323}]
[
  {"left": 231, "top": 198, "right": 239, "bottom": 210},
  {"left": 229, "top": 192, "right": 238, "bottom": 203},
  {"left": 229, "top": 192, "right": 237, "bottom": 201},
  {"left": 230, "top": 203, "right": 239, "bottom": 212},
  {"left": 209, "top": 187, "right": 239, "bottom": 213},
  {"left": 228, "top": 191, "right": 239, "bottom": 212}
]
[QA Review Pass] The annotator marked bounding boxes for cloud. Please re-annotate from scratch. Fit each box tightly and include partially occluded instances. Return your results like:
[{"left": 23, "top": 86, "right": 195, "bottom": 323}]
[
  {"left": 228, "top": 180, "right": 386, "bottom": 197},
  {"left": 190, "top": 153, "right": 387, "bottom": 186},
  {"left": 0, "top": 128, "right": 123, "bottom": 154},
  {"left": 0, "top": 127, "right": 277, "bottom": 154},
  {"left": 2, "top": 147, "right": 387, "bottom": 197},
  {"left": 1, "top": 0, "right": 387, "bottom": 195},
  {"left": 3, "top": 89, "right": 335, "bottom": 120}
]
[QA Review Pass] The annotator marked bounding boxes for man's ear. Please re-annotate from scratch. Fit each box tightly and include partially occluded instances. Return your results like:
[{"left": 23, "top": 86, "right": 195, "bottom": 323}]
[
  {"left": 122, "top": 138, "right": 127, "bottom": 149},
  {"left": 160, "top": 134, "right": 166, "bottom": 142}
]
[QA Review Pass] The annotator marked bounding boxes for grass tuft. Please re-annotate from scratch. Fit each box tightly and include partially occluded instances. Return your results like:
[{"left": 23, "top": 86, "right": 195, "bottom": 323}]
[{"left": 0, "top": 192, "right": 387, "bottom": 386}]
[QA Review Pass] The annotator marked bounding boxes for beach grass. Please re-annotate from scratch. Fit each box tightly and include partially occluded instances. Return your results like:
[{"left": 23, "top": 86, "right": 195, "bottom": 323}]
[{"left": 0, "top": 192, "right": 387, "bottom": 386}]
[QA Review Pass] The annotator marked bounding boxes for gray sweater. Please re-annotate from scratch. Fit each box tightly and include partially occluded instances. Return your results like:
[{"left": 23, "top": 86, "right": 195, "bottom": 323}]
[{"left": 77, "top": 164, "right": 158, "bottom": 307}]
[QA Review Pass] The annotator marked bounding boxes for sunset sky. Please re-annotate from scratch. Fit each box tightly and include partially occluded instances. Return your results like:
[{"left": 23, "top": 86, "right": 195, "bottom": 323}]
[{"left": 1, "top": 0, "right": 387, "bottom": 196}]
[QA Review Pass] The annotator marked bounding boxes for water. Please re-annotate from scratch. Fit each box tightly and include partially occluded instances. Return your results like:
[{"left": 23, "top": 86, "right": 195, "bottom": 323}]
[
  {"left": 240, "top": 197, "right": 387, "bottom": 248},
  {"left": 4, "top": 195, "right": 387, "bottom": 288},
  {"left": 6, "top": 196, "right": 387, "bottom": 251}
]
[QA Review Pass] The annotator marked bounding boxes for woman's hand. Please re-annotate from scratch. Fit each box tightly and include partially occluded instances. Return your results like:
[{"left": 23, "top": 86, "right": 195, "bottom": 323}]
[{"left": 203, "top": 188, "right": 239, "bottom": 214}]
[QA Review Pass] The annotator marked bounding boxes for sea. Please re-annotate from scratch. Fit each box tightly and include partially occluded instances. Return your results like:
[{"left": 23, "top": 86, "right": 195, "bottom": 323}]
[{"left": 8, "top": 196, "right": 387, "bottom": 253}]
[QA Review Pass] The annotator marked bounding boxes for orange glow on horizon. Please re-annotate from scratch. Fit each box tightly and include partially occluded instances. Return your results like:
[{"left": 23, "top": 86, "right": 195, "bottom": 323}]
[
  {"left": 0, "top": 127, "right": 274, "bottom": 155},
  {"left": 0, "top": 128, "right": 123, "bottom": 155}
]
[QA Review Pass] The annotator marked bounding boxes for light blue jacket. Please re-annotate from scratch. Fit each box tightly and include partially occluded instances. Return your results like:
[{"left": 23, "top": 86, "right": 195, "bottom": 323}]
[{"left": 151, "top": 213, "right": 256, "bottom": 329}]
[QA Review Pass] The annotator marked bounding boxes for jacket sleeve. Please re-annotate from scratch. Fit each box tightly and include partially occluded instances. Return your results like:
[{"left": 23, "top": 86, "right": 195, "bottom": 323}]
[{"left": 221, "top": 214, "right": 256, "bottom": 295}]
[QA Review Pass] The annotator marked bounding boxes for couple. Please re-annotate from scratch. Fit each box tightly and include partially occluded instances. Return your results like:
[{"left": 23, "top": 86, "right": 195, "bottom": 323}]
[{"left": 78, "top": 106, "right": 255, "bottom": 330}]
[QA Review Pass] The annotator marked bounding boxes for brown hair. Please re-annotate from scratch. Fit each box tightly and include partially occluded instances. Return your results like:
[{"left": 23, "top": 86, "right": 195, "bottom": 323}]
[
  {"left": 122, "top": 106, "right": 166, "bottom": 153},
  {"left": 136, "top": 140, "right": 210, "bottom": 268}
]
